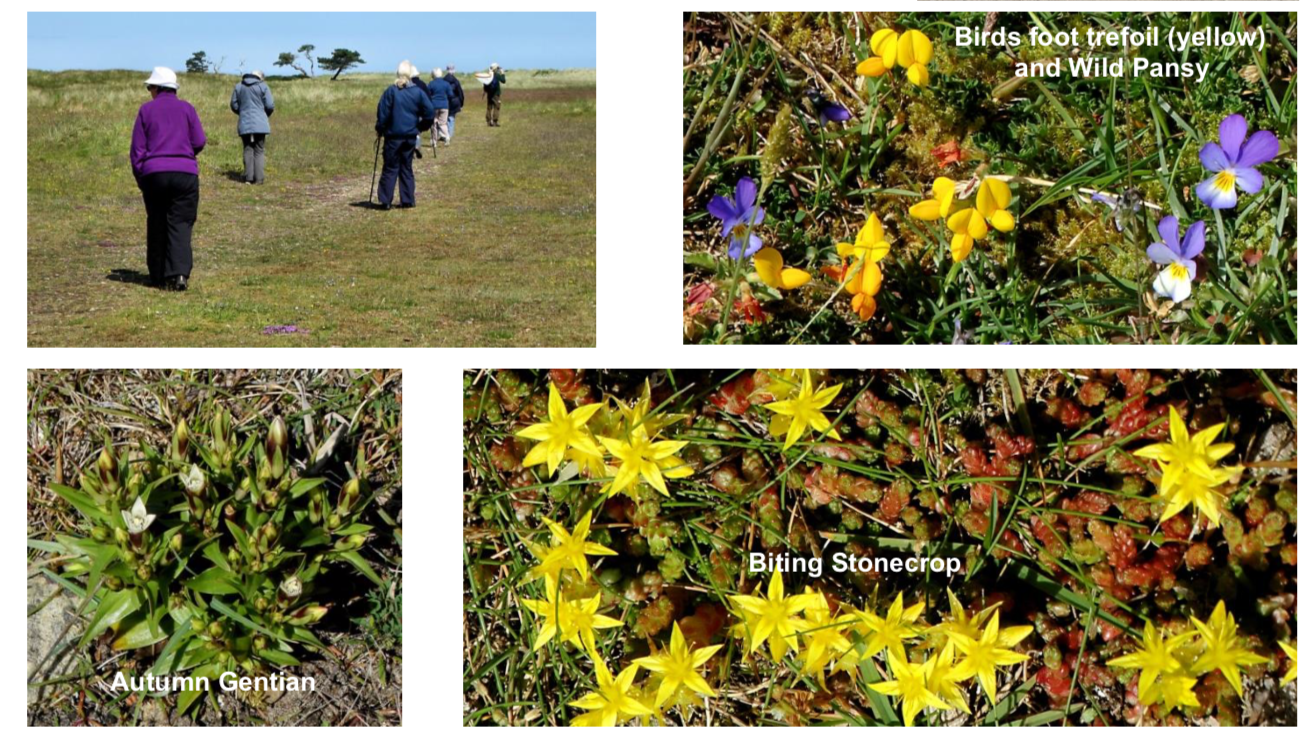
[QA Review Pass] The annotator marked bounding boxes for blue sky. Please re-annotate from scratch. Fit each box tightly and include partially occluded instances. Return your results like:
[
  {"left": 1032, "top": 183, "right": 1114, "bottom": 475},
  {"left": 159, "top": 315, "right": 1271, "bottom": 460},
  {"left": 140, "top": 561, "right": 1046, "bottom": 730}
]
[{"left": 27, "top": 12, "right": 595, "bottom": 73}]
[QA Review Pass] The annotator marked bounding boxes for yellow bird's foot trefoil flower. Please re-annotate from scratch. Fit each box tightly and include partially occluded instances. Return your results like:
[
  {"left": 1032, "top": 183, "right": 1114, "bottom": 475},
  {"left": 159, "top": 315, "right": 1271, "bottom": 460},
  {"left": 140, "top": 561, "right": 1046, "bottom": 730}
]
[
  {"left": 568, "top": 660, "right": 653, "bottom": 727},
  {"left": 856, "top": 27, "right": 933, "bottom": 87},
  {"left": 515, "top": 383, "right": 604, "bottom": 476},
  {"left": 836, "top": 213, "right": 891, "bottom": 320},
  {"left": 633, "top": 622, "right": 722, "bottom": 708},
  {"left": 763, "top": 369, "right": 844, "bottom": 450},
  {"left": 754, "top": 247, "right": 812, "bottom": 291},
  {"left": 975, "top": 177, "right": 1016, "bottom": 231}
]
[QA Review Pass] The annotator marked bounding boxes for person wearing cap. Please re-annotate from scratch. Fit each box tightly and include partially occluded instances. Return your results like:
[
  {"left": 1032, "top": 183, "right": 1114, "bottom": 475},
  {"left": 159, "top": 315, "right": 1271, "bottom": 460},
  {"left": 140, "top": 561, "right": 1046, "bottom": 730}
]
[
  {"left": 442, "top": 65, "right": 465, "bottom": 142},
  {"left": 427, "top": 68, "right": 453, "bottom": 147},
  {"left": 483, "top": 63, "right": 506, "bottom": 127},
  {"left": 130, "top": 66, "right": 206, "bottom": 291},
  {"left": 230, "top": 69, "right": 275, "bottom": 184},
  {"left": 374, "top": 60, "right": 436, "bottom": 209},
  {"left": 407, "top": 62, "right": 433, "bottom": 157}
]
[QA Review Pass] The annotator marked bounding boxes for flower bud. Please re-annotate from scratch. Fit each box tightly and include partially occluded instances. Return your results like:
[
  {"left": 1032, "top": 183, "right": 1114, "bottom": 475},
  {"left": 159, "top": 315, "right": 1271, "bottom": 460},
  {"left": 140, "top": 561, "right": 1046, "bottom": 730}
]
[
  {"left": 213, "top": 406, "right": 231, "bottom": 455},
  {"left": 114, "top": 527, "right": 129, "bottom": 545},
  {"left": 121, "top": 548, "right": 137, "bottom": 565},
  {"left": 136, "top": 563, "right": 153, "bottom": 581},
  {"left": 91, "top": 525, "right": 108, "bottom": 541},
  {"left": 263, "top": 490, "right": 279, "bottom": 509},
  {"left": 181, "top": 464, "right": 206, "bottom": 498},
  {"left": 237, "top": 476, "right": 252, "bottom": 501},
  {"left": 127, "top": 470, "right": 144, "bottom": 498},
  {"left": 208, "top": 620, "right": 225, "bottom": 638},
  {"left": 97, "top": 447, "right": 119, "bottom": 492},
  {"left": 190, "top": 618, "right": 206, "bottom": 634},
  {"left": 327, "top": 513, "right": 342, "bottom": 531},
  {"left": 255, "top": 596, "right": 269, "bottom": 612},
  {"left": 107, "top": 576, "right": 124, "bottom": 591},
  {"left": 334, "top": 533, "right": 367, "bottom": 551},
  {"left": 287, "top": 605, "right": 329, "bottom": 626},
  {"left": 253, "top": 634, "right": 267, "bottom": 651},
  {"left": 278, "top": 575, "right": 302, "bottom": 607},
  {"left": 172, "top": 418, "right": 190, "bottom": 461},
  {"left": 337, "top": 478, "right": 360, "bottom": 515},
  {"left": 170, "top": 533, "right": 183, "bottom": 552},
  {"left": 308, "top": 490, "right": 323, "bottom": 524},
  {"left": 266, "top": 417, "right": 288, "bottom": 480}
]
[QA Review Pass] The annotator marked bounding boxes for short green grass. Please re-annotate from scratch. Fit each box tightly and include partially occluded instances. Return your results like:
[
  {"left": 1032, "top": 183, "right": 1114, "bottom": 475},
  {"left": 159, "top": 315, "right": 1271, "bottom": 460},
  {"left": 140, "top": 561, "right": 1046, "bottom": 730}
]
[{"left": 28, "top": 69, "right": 596, "bottom": 347}]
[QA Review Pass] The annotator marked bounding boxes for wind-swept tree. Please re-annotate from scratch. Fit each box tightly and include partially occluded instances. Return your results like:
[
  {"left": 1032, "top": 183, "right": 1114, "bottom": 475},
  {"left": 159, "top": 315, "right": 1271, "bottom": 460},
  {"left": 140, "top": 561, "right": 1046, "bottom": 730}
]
[
  {"left": 185, "top": 51, "right": 209, "bottom": 74},
  {"left": 298, "top": 44, "right": 317, "bottom": 77},
  {"left": 317, "top": 48, "right": 365, "bottom": 80},
  {"left": 275, "top": 51, "right": 309, "bottom": 77}
]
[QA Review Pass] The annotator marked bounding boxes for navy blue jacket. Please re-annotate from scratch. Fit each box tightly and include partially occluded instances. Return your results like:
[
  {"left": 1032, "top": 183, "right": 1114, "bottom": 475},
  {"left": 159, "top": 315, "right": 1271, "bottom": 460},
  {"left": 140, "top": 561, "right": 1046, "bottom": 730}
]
[
  {"left": 375, "top": 83, "right": 436, "bottom": 138},
  {"left": 410, "top": 77, "right": 430, "bottom": 97},
  {"left": 427, "top": 77, "right": 453, "bottom": 109},
  {"left": 443, "top": 73, "right": 465, "bottom": 115}
]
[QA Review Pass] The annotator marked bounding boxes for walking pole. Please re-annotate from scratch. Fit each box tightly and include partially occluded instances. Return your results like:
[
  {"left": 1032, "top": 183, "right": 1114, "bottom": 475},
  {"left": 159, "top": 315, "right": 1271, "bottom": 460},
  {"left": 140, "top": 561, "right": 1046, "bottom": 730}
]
[{"left": 368, "top": 135, "right": 381, "bottom": 205}]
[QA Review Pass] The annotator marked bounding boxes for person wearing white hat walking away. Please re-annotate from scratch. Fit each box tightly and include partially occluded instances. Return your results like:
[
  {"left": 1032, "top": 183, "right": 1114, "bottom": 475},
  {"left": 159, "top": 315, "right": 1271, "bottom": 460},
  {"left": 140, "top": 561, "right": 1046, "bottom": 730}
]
[
  {"left": 481, "top": 63, "right": 506, "bottom": 127},
  {"left": 230, "top": 69, "right": 275, "bottom": 184},
  {"left": 130, "top": 67, "right": 206, "bottom": 291}
]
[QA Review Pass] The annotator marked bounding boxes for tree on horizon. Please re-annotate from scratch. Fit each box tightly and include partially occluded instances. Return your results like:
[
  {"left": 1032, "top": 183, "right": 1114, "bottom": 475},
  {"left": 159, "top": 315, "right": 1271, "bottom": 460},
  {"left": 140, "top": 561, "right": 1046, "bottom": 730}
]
[{"left": 318, "top": 49, "right": 365, "bottom": 80}]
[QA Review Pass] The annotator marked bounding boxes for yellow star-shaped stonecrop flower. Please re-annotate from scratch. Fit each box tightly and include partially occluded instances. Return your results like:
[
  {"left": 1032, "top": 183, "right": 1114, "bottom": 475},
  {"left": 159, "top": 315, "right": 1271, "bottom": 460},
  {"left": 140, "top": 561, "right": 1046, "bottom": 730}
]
[
  {"left": 520, "top": 574, "right": 623, "bottom": 654},
  {"left": 868, "top": 651, "right": 951, "bottom": 726},
  {"left": 946, "top": 612, "right": 1032, "bottom": 704},
  {"left": 1277, "top": 641, "right": 1296, "bottom": 686},
  {"left": 764, "top": 370, "right": 844, "bottom": 450},
  {"left": 1190, "top": 600, "right": 1266, "bottom": 697},
  {"left": 795, "top": 587, "right": 855, "bottom": 688},
  {"left": 598, "top": 425, "right": 689, "bottom": 499},
  {"left": 633, "top": 622, "right": 722, "bottom": 708},
  {"left": 516, "top": 383, "right": 604, "bottom": 476},
  {"left": 569, "top": 660, "right": 653, "bottom": 727},
  {"left": 851, "top": 591, "right": 924, "bottom": 661},
  {"left": 1134, "top": 406, "right": 1238, "bottom": 499},
  {"left": 931, "top": 589, "right": 1001, "bottom": 644},
  {"left": 729, "top": 568, "right": 823, "bottom": 662},
  {"left": 525, "top": 510, "right": 616, "bottom": 583},
  {"left": 1106, "top": 620, "right": 1192, "bottom": 698}
]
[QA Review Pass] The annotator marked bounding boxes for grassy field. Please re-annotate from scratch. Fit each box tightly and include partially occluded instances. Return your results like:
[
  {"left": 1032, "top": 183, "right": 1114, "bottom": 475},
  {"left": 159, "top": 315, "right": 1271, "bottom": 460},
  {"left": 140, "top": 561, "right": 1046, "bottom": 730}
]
[{"left": 28, "top": 69, "right": 596, "bottom": 347}]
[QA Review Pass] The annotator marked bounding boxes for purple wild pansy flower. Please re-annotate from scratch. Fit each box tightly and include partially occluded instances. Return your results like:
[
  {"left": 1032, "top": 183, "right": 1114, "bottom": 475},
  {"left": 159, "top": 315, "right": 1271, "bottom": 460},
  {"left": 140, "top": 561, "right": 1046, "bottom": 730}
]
[
  {"left": 1196, "top": 114, "right": 1279, "bottom": 210},
  {"left": 707, "top": 176, "right": 765, "bottom": 259},
  {"left": 1147, "top": 215, "right": 1205, "bottom": 303},
  {"left": 818, "top": 102, "right": 851, "bottom": 126}
]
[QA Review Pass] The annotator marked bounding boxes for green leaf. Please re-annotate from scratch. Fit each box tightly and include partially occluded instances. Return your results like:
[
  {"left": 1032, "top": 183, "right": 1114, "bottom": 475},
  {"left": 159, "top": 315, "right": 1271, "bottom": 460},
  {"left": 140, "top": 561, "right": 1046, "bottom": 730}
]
[
  {"left": 335, "top": 549, "right": 384, "bottom": 587},
  {"left": 112, "top": 613, "right": 168, "bottom": 650},
  {"left": 184, "top": 566, "right": 241, "bottom": 595},
  {"left": 289, "top": 477, "right": 327, "bottom": 497},
  {"left": 225, "top": 520, "right": 252, "bottom": 558},
  {"left": 333, "top": 523, "right": 374, "bottom": 536},
  {"left": 79, "top": 589, "right": 141, "bottom": 648},
  {"left": 49, "top": 483, "right": 109, "bottom": 523},
  {"left": 209, "top": 597, "right": 281, "bottom": 640},
  {"left": 298, "top": 528, "right": 330, "bottom": 548},
  {"left": 203, "top": 541, "right": 231, "bottom": 571},
  {"left": 257, "top": 648, "right": 301, "bottom": 667},
  {"left": 147, "top": 620, "right": 195, "bottom": 677}
]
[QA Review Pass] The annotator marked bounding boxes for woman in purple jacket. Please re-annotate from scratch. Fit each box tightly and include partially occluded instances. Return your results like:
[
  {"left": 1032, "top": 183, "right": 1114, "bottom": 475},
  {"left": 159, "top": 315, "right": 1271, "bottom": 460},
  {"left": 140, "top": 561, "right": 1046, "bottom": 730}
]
[{"left": 130, "top": 67, "right": 207, "bottom": 291}]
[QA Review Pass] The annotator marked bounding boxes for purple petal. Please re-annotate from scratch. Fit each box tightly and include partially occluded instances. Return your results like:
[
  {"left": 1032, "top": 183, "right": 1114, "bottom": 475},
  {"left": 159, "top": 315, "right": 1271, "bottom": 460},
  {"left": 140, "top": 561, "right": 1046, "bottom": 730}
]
[
  {"left": 1146, "top": 242, "right": 1179, "bottom": 266},
  {"left": 1091, "top": 193, "right": 1116, "bottom": 206},
  {"left": 1235, "top": 130, "right": 1279, "bottom": 168},
  {"left": 742, "top": 233, "right": 764, "bottom": 258},
  {"left": 1156, "top": 215, "right": 1181, "bottom": 253},
  {"left": 1218, "top": 114, "right": 1247, "bottom": 163},
  {"left": 1180, "top": 220, "right": 1206, "bottom": 259},
  {"left": 821, "top": 103, "right": 851, "bottom": 123},
  {"left": 735, "top": 177, "right": 758, "bottom": 213},
  {"left": 1198, "top": 142, "right": 1231, "bottom": 173},
  {"left": 1233, "top": 165, "right": 1264, "bottom": 195},
  {"left": 1196, "top": 174, "right": 1238, "bottom": 210},
  {"left": 744, "top": 204, "right": 765, "bottom": 227},
  {"left": 707, "top": 195, "right": 736, "bottom": 223},
  {"left": 727, "top": 238, "right": 743, "bottom": 260}
]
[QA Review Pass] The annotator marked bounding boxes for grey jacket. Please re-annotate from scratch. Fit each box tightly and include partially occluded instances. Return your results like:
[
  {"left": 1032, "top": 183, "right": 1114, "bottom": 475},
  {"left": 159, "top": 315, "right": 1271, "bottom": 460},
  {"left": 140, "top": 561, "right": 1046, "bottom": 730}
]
[{"left": 230, "top": 74, "right": 274, "bottom": 135}]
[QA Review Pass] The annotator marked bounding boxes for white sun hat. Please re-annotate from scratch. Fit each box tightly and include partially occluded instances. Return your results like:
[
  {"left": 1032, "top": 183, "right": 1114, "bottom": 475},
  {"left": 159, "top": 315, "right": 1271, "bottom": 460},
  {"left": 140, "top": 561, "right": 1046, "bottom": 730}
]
[
  {"left": 144, "top": 66, "right": 178, "bottom": 89},
  {"left": 251, "top": 69, "right": 265, "bottom": 80}
]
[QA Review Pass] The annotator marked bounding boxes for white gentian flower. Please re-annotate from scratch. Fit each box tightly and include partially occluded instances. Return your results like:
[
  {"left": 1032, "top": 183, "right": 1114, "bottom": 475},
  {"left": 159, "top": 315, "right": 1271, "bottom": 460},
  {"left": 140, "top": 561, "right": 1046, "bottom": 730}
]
[
  {"left": 180, "top": 464, "right": 207, "bottom": 496},
  {"left": 122, "top": 496, "right": 157, "bottom": 534},
  {"left": 280, "top": 575, "right": 303, "bottom": 599}
]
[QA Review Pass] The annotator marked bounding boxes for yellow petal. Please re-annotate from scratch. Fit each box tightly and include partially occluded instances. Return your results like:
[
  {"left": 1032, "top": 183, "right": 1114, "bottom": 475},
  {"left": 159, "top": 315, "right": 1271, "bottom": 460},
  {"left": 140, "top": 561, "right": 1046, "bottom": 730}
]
[
  {"left": 976, "top": 178, "right": 1012, "bottom": 215},
  {"left": 990, "top": 209, "right": 1015, "bottom": 232},
  {"left": 909, "top": 199, "right": 945, "bottom": 221},
  {"left": 950, "top": 233, "right": 974, "bottom": 262},
  {"left": 904, "top": 62, "right": 929, "bottom": 88},
  {"left": 780, "top": 268, "right": 812, "bottom": 289},
  {"left": 754, "top": 247, "right": 783, "bottom": 289},
  {"left": 855, "top": 57, "right": 889, "bottom": 78},
  {"left": 860, "top": 262, "right": 883, "bottom": 296},
  {"left": 857, "top": 213, "right": 885, "bottom": 246},
  {"left": 870, "top": 29, "right": 899, "bottom": 65},
  {"left": 836, "top": 241, "right": 855, "bottom": 258}
]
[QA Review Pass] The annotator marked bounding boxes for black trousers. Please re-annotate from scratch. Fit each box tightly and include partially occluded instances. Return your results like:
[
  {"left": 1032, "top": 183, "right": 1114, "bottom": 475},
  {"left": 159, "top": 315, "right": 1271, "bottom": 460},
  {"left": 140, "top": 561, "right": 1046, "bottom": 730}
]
[
  {"left": 377, "top": 137, "right": 416, "bottom": 206},
  {"left": 139, "top": 171, "right": 199, "bottom": 282}
]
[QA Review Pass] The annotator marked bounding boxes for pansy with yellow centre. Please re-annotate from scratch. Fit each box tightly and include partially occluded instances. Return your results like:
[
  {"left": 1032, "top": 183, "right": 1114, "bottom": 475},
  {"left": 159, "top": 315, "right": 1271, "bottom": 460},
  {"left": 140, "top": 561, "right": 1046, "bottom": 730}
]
[
  {"left": 515, "top": 383, "right": 604, "bottom": 476},
  {"left": 525, "top": 510, "right": 617, "bottom": 583},
  {"left": 835, "top": 214, "right": 891, "bottom": 321},
  {"left": 763, "top": 369, "right": 844, "bottom": 450},
  {"left": 754, "top": 247, "right": 812, "bottom": 291},
  {"left": 729, "top": 568, "right": 823, "bottom": 662}
]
